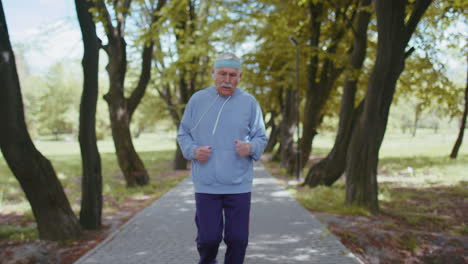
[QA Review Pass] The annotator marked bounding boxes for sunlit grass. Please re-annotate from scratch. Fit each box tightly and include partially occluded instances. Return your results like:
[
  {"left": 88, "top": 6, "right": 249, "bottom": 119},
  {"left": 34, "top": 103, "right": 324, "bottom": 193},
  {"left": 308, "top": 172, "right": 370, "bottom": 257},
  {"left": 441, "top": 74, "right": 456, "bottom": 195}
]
[
  {"left": 295, "top": 183, "right": 371, "bottom": 216},
  {"left": 0, "top": 225, "right": 38, "bottom": 240},
  {"left": 0, "top": 132, "right": 184, "bottom": 235},
  {"left": 0, "top": 135, "right": 186, "bottom": 240},
  {"left": 30, "top": 132, "right": 177, "bottom": 156},
  {"left": 267, "top": 128, "right": 467, "bottom": 224}
]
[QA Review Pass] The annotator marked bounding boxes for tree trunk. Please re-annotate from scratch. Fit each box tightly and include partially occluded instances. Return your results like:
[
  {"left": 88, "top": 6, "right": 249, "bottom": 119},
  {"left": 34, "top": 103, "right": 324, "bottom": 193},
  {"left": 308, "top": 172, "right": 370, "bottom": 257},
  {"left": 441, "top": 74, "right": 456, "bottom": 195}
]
[
  {"left": 174, "top": 142, "right": 188, "bottom": 170},
  {"left": 75, "top": 0, "right": 103, "bottom": 229},
  {"left": 279, "top": 88, "right": 298, "bottom": 175},
  {"left": 304, "top": 0, "right": 371, "bottom": 188},
  {"left": 301, "top": 1, "right": 323, "bottom": 168},
  {"left": 0, "top": 2, "right": 82, "bottom": 240},
  {"left": 345, "top": 0, "right": 432, "bottom": 213},
  {"left": 301, "top": 2, "right": 348, "bottom": 168},
  {"left": 264, "top": 110, "right": 279, "bottom": 153},
  {"left": 450, "top": 60, "right": 468, "bottom": 159},
  {"left": 280, "top": 88, "right": 296, "bottom": 168},
  {"left": 412, "top": 104, "right": 421, "bottom": 137},
  {"left": 97, "top": 0, "right": 166, "bottom": 186},
  {"left": 105, "top": 96, "right": 149, "bottom": 186},
  {"left": 174, "top": 119, "right": 187, "bottom": 170},
  {"left": 173, "top": 73, "right": 191, "bottom": 170}
]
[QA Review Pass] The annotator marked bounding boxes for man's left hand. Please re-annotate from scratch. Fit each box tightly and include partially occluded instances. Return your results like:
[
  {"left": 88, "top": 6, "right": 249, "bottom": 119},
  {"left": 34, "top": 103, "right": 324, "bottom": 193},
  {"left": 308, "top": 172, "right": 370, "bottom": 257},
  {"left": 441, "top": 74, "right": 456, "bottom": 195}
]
[{"left": 235, "top": 140, "right": 251, "bottom": 157}]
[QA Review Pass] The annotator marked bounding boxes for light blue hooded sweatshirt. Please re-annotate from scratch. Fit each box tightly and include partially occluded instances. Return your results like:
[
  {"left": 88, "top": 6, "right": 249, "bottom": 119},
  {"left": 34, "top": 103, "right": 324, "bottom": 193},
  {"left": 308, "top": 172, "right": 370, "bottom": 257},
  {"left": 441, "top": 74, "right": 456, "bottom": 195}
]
[{"left": 177, "top": 86, "right": 268, "bottom": 194}]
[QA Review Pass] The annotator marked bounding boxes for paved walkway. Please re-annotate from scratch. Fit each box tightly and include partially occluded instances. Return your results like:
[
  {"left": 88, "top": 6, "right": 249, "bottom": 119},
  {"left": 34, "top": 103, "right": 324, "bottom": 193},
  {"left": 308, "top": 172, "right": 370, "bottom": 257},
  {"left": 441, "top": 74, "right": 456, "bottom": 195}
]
[{"left": 74, "top": 163, "right": 362, "bottom": 264}]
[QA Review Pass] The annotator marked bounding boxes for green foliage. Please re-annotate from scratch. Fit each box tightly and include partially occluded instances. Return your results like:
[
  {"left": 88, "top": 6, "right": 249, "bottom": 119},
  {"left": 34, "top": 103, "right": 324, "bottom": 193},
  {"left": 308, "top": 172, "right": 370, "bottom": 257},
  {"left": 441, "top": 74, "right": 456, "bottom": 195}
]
[
  {"left": 20, "top": 61, "right": 82, "bottom": 139},
  {"left": 397, "top": 54, "right": 462, "bottom": 121},
  {"left": 396, "top": 0, "right": 467, "bottom": 123},
  {"left": 130, "top": 89, "right": 171, "bottom": 136},
  {"left": 241, "top": 0, "right": 308, "bottom": 112},
  {"left": 37, "top": 62, "right": 81, "bottom": 137}
]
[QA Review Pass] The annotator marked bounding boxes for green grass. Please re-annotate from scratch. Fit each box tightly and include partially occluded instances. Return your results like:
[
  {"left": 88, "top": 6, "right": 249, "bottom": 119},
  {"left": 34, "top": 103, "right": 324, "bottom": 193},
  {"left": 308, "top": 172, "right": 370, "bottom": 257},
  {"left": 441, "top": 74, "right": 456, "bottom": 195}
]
[
  {"left": 295, "top": 184, "right": 371, "bottom": 216},
  {"left": 267, "top": 128, "right": 467, "bottom": 228},
  {"left": 0, "top": 132, "right": 186, "bottom": 240},
  {"left": 0, "top": 225, "right": 38, "bottom": 240},
  {"left": 0, "top": 133, "right": 180, "bottom": 212}
]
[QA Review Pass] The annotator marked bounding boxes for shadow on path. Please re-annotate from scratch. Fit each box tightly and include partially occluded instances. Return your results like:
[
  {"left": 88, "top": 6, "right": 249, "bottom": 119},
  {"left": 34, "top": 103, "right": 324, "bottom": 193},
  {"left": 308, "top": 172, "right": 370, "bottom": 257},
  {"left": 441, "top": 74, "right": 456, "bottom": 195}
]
[{"left": 74, "top": 163, "right": 361, "bottom": 264}]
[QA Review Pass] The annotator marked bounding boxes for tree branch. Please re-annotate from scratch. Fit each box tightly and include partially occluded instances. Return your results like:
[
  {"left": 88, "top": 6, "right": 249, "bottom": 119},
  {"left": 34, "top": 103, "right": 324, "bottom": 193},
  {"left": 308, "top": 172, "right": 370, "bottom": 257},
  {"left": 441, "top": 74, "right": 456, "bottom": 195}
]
[
  {"left": 127, "top": 0, "right": 167, "bottom": 119},
  {"left": 404, "top": 0, "right": 432, "bottom": 44},
  {"left": 155, "top": 84, "right": 180, "bottom": 125},
  {"left": 96, "top": 0, "right": 114, "bottom": 39},
  {"left": 404, "top": 46, "right": 415, "bottom": 59}
]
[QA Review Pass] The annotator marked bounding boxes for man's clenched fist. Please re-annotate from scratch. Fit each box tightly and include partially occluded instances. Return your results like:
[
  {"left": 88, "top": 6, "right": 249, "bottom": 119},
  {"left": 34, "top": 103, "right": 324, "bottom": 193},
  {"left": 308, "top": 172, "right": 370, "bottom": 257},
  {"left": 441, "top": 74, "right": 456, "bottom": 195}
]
[
  {"left": 235, "top": 140, "right": 251, "bottom": 157},
  {"left": 195, "top": 146, "right": 212, "bottom": 162}
]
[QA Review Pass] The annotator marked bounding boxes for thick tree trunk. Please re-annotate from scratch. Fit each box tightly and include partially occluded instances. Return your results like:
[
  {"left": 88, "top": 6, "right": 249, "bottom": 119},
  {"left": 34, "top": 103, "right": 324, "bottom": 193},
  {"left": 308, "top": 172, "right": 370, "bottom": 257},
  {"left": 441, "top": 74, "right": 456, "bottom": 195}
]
[
  {"left": 98, "top": 0, "right": 166, "bottom": 186},
  {"left": 106, "top": 96, "right": 149, "bottom": 186},
  {"left": 301, "top": 2, "right": 348, "bottom": 168},
  {"left": 450, "top": 62, "right": 468, "bottom": 159},
  {"left": 301, "top": 1, "right": 322, "bottom": 168},
  {"left": 304, "top": 101, "right": 364, "bottom": 187},
  {"left": 75, "top": 0, "right": 102, "bottom": 229},
  {"left": 304, "top": 0, "right": 371, "bottom": 187},
  {"left": 0, "top": 2, "right": 82, "bottom": 240},
  {"left": 345, "top": 0, "right": 432, "bottom": 213},
  {"left": 99, "top": 0, "right": 148, "bottom": 186}
]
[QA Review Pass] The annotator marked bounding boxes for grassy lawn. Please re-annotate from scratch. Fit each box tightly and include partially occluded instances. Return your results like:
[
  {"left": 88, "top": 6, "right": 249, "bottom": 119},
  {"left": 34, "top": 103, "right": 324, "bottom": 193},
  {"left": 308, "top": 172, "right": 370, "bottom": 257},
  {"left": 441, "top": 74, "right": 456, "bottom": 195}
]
[
  {"left": 265, "top": 128, "right": 467, "bottom": 262},
  {"left": 0, "top": 132, "right": 185, "bottom": 241}
]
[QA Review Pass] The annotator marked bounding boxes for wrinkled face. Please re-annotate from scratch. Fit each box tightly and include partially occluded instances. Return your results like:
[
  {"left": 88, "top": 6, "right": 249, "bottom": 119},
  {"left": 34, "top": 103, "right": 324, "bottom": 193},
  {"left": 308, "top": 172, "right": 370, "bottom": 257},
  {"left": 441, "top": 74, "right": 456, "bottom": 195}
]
[{"left": 212, "top": 67, "right": 242, "bottom": 97}]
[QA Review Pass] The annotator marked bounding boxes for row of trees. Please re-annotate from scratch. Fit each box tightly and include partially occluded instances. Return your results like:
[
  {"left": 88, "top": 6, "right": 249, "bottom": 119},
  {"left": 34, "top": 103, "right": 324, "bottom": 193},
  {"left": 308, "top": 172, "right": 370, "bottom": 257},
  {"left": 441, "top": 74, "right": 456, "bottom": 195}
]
[
  {"left": 241, "top": 0, "right": 466, "bottom": 211},
  {"left": 0, "top": 0, "right": 466, "bottom": 240}
]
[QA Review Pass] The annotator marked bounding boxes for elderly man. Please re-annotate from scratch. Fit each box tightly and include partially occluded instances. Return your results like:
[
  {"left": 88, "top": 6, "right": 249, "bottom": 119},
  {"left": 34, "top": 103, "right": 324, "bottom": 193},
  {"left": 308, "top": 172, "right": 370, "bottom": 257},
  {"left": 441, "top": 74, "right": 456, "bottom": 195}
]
[{"left": 177, "top": 52, "right": 267, "bottom": 264}]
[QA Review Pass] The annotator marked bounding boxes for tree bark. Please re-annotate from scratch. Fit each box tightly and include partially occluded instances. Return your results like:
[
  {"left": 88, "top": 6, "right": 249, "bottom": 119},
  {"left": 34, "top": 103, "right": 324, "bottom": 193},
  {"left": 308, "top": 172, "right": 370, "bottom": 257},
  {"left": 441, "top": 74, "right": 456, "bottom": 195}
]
[
  {"left": 279, "top": 87, "right": 298, "bottom": 175},
  {"left": 304, "top": 0, "right": 371, "bottom": 187},
  {"left": 301, "top": 1, "right": 323, "bottom": 168},
  {"left": 171, "top": 0, "right": 198, "bottom": 170},
  {"left": 345, "top": 0, "right": 432, "bottom": 213},
  {"left": 75, "top": 0, "right": 103, "bottom": 229},
  {"left": 301, "top": 1, "right": 350, "bottom": 168},
  {"left": 97, "top": 0, "right": 166, "bottom": 186},
  {"left": 0, "top": 2, "right": 82, "bottom": 240},
  {"left": 412, "top": 104, "right": 422, "bottom": 137},
  {"left": 450, "top": 59, "right": 468, "bottom": 159},
  {"left": 264, "top": 110, "right": 279, "bottom": 153},
  {"left": 174, "top": 141, "right": 188, "bottom": 170}
]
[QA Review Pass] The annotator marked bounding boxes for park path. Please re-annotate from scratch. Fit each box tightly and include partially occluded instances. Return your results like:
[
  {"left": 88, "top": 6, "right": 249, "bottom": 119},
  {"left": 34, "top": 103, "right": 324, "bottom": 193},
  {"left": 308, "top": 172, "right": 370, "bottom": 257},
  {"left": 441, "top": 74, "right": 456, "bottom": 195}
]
[{"left": 74, "top": 163, "right": 362, "bottom": 264}]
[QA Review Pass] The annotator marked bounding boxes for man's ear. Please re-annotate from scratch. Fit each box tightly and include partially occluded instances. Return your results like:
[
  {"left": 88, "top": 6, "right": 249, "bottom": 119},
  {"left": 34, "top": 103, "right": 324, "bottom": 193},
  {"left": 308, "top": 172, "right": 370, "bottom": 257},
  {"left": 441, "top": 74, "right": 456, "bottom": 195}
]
[{"left": 211, "top": 69, "right": 216, "bottom": 80}]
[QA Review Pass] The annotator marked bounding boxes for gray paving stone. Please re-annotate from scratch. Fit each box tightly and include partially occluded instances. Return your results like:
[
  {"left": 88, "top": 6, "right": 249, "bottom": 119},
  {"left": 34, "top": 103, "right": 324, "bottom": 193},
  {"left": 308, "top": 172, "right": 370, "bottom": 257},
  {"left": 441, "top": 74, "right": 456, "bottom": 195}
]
[{"left": 74, "top": 163, "right": 362, "bottom": 264}]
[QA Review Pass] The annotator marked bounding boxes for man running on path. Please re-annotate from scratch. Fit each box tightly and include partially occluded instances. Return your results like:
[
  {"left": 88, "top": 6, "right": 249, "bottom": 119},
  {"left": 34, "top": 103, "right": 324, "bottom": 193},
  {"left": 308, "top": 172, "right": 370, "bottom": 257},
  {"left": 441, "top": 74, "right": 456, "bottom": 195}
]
[{"left": 177, "top": 52, "right": 267, "bottom": 264}]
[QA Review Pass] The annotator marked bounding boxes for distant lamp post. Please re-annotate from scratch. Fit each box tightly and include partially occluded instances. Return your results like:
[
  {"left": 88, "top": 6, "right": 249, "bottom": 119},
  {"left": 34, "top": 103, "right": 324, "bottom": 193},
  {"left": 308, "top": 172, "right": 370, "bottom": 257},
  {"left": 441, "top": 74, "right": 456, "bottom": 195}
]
[{"left": 289, "top": 35, "right": 301, "bottom": 181}]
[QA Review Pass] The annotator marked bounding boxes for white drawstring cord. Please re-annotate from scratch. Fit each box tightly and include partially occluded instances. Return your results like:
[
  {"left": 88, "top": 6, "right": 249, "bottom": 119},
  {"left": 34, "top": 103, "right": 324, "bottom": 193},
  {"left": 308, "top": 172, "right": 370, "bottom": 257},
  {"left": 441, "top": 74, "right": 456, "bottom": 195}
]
[
  {"left": 212, "top": 96, "right": 231, "bottom": 135},
  {"left": 190, "top": 94, "right": 219, "bottom": 133}
]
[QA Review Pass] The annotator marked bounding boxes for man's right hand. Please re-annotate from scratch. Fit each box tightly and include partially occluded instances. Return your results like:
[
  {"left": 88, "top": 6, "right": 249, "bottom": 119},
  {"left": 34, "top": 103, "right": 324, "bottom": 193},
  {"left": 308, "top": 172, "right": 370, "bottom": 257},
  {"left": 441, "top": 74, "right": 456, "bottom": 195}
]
[{"left": 195, "top": 146, "right": 212, "bottom": 162}]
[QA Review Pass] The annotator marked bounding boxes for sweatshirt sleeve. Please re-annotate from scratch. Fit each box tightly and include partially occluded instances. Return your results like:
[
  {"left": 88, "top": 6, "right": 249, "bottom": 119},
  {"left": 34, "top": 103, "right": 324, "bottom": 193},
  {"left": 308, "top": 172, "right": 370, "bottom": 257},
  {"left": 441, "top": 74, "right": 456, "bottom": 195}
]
[
  {"left": 248, "top": 99, "right": 268, "bottom": 161},
  {"left": 177, "top": 98, "right": 198, "bottom": 161}
]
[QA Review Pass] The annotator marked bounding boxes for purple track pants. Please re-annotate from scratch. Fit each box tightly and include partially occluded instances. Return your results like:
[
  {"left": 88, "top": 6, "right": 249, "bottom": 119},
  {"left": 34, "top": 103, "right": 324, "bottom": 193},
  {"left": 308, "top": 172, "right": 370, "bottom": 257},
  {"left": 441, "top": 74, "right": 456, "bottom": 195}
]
[{"left": 195, "top": 192, "right": 251, "bottom": 264}]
